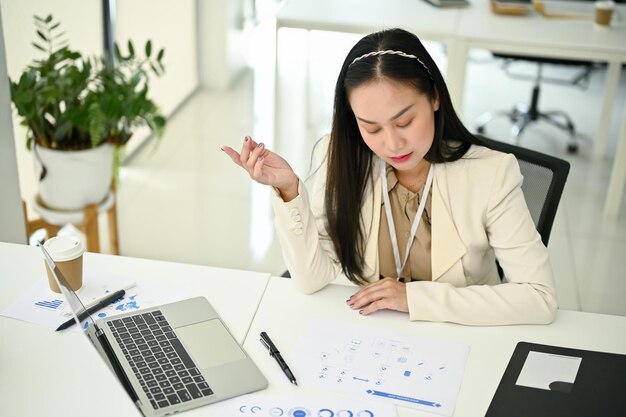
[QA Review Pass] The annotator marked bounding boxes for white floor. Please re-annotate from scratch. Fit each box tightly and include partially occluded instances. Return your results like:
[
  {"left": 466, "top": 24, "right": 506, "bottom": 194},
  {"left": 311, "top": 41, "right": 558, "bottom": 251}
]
[{"left": 115, "top": 30, "right": 626, "bottom": 317}]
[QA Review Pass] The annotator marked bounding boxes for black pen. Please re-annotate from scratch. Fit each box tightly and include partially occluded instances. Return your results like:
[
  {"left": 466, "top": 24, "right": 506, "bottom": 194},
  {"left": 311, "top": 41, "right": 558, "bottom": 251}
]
[
  {"left": 260, "top": 331, "right": 298, "bottom": 386},
  {"left": 56, "top": 284, "right": 134, "bottom": 331}
]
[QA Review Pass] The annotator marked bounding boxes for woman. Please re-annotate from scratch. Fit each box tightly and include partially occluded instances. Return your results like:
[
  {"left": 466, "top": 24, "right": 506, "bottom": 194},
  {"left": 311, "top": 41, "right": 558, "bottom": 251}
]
[{"left": 222, "top": 28, "right": 557, "bottom": 325}]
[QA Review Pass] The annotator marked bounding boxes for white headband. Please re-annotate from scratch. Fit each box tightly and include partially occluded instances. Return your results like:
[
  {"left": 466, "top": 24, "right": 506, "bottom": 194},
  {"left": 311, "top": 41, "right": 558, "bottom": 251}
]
[{"left": 349, "top": 49, "right": 433, "bottom": 79}]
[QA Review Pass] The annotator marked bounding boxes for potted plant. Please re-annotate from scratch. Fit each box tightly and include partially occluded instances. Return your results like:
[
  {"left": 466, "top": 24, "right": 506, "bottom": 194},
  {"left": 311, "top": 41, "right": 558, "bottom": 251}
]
[{"left": 10, "top": 14, "right": 166, "bottom": 211}]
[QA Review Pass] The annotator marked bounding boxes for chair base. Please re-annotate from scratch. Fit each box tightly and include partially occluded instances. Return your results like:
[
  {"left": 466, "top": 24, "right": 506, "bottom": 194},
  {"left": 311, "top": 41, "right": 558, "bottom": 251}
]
[
  {"left": 475, "top": 60, "right": 590, "bottom": 154},
  {"left": 476, "top": 102, "right": 579, "bottom": 154}
]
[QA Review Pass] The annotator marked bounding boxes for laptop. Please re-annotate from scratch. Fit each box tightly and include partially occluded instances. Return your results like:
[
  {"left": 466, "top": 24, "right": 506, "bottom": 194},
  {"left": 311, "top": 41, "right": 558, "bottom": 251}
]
[{"left": 41, "top": 244, "right": 268, "bottom": 416}]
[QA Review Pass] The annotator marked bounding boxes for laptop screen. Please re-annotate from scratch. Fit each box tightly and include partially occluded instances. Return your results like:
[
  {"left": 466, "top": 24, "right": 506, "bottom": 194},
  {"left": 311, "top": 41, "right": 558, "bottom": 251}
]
[{"left": 40, "top": 244, "right": 140, "bottom": 402}]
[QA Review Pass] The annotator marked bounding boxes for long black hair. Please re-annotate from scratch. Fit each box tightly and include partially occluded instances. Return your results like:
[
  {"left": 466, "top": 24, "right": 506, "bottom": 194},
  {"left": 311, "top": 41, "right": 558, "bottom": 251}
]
[{"left": 325, "top": 28, "right": 482, "bottom": 285}]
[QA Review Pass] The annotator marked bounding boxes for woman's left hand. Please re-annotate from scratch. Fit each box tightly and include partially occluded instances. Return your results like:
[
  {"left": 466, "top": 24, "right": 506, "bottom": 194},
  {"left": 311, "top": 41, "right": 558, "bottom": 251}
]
[{"left": 347, "top": 277, "right": 409, "bottom": 315}]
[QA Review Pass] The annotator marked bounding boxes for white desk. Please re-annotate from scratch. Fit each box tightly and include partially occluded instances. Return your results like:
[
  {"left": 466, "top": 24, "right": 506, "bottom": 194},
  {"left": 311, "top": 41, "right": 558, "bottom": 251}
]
[
  {"left": 274, "top": 0, "right": 626, "bottom": 219},
  {"left": 277, "top": 0, "right": 460, "bottom": 42},
  {"left": 244, "top": 277, "right": 626, "bottom": 417},
  {"left": 274, "top": 0, "right": 461, "bottom": 132},
  {"left": 0, "top": 242, "right": 271, "bottom": 417},
  {"left": 3, "top": 244, "right": 626, "bottom": 416}
]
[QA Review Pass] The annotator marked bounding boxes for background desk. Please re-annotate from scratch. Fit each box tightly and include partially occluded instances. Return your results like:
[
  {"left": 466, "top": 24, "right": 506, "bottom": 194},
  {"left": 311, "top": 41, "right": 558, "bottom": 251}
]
[
  {"left": 452, "top": 0, "right": 626, "bottom": 219},
  {"left": 275, "top": 0, "right": 626, "bottom": 219},
  {"left": 273, "top": 0, "right": 460, "bottom": 180},
  {"left": 0, "top": 242, "right": 270, "bottom": 417},
  {"left": 276, "top": 0, "right": 460, "bottom": 45},
  {"left": 244, "top": 277, "right": 626, "bottom": 417}
]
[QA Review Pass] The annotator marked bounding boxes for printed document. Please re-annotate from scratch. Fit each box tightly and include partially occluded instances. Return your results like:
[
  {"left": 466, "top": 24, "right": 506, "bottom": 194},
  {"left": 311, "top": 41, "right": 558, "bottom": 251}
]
[
  {"left": 0, "top": 269, "right": 192, "bottom": 332},
  {"left": 291, "top": 318, "right": 470, "bottom": 416},
  {"left": 210, "top": 392, "right": 396, "bottom": 416}
]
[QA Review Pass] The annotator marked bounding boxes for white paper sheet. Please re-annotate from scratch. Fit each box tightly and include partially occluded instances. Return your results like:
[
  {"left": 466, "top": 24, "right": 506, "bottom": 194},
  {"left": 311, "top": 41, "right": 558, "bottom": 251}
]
[
  {"left": 516, "top": 351, "right": 582, "bottom": 392},
  {"left": 291, "top": 318, "right": 470, "bottom": 416},
  {"left": 209, "top": 392, "right": 396, "bottom": 416},
  {"left": 0, "top": 268, "right": 193, "bottom": 332}
]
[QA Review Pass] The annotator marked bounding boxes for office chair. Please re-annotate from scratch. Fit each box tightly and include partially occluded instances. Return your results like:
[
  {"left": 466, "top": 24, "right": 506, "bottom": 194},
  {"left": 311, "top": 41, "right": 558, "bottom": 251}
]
[
  {"left": 475, "top": 55, "right": 598, "bottom": 154},
  {"left": 479, "top": 135, "right": 570, "bottom": 247}
]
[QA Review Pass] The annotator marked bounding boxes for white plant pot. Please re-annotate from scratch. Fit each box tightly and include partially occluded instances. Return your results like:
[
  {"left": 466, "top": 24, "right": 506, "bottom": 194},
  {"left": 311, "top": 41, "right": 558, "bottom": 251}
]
[{"left": 34, "top": 143, "right": 114, "bottom": 211}]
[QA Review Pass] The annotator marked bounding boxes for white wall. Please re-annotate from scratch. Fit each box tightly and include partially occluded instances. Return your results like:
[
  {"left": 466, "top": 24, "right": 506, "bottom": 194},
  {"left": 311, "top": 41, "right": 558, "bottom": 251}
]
[
  {"left": 0, "top": 4, "right": 26, "bottom": 244},
  {"left": 1, "top": 0, "right": 200, "bottom": 201},
  {"left": 2, "top": 0, "right": 257, "bottom": 236},
  {"left": 116, "top": 0, "right": 199, "bottom": 156},
  {"left": 0, "top": 0, "right": 104, "bottom": 204},
  {"left": 198, "top": 0, "right": 247, "bottom": 90}
]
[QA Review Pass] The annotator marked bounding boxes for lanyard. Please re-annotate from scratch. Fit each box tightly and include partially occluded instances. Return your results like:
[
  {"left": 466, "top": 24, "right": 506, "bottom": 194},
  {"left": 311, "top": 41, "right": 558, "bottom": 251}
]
[{"left": 381, "top": 162, "right": 434, "bottom": 280}]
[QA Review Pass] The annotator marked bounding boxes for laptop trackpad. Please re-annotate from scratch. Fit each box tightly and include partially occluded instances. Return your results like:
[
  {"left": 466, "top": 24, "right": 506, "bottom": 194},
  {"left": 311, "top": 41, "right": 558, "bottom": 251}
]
[{"left": 176, "top": 319, "right": 246, "bottom": 369}]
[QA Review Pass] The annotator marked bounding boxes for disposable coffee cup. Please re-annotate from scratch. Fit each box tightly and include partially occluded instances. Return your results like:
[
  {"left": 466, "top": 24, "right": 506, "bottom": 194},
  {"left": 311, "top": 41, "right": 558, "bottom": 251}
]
[
  {"left": 43, "top": 236, "right": 85, "bottom": 293},
  {"left": 595, "top": 1, "right": 615, "bottom": 27}
]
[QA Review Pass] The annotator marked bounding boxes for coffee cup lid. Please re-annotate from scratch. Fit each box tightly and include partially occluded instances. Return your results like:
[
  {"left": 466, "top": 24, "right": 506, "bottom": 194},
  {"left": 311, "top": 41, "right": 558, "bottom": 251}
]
[{"left": 43, "top": 236, "right": 85, "bottom": 261}]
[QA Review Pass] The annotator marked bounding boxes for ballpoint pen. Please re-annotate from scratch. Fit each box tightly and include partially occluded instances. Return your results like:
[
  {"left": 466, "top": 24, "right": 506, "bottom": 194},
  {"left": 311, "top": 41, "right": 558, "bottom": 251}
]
[
  {"left": 55, "top": 282, "right": 136, "bottom": 331},
  {"left": 260, "top": 331, "right": 298, "bottom": 386}
]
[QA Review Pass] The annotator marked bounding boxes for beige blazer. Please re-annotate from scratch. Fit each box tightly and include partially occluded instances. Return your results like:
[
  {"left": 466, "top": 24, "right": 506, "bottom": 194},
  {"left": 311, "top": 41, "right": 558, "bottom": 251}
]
[{"left": 271, "top": 142, "right": 557, "bottom": 325}]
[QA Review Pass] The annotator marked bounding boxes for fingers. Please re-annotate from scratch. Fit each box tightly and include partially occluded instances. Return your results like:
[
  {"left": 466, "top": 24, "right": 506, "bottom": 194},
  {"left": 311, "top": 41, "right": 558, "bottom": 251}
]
[
  {"left": 245, "top": 142, "right": 265, "bottom": 172},
  {"left": 238, "top": 136, "right": 266, "bottom": 176},
  {"left": 239, "top": 136, "right": 254, "bottom": 167},
  {"left": 347, "top": 277, "right": 393, "bottom": 308},
  {"left": 346, "top": 277, "right": 408, "bottom": 315},
  {"left": 359, "top": 300, "right": 387, "bottom": 316},
  {"left": 221, "top": 146, "right": 243, "bottom": 167},
  {"left": 253, "top": 153, "right": 265, "bottom": 179},
  {"left": 221, "top": 136, "right": 266, "bottom": 176}
]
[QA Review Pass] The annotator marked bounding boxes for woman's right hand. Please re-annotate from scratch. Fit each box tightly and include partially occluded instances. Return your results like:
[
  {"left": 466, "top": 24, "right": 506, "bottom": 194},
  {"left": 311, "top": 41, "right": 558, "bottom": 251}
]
[{"left": 221, "top": 136, "right": 299, "bottom": 201}]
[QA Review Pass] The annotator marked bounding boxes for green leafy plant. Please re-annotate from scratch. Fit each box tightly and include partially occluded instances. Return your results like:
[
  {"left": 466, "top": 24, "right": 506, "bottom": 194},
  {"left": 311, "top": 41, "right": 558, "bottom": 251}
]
[{"left": 10, "top": 14, "right": 167, "bottom": 151}]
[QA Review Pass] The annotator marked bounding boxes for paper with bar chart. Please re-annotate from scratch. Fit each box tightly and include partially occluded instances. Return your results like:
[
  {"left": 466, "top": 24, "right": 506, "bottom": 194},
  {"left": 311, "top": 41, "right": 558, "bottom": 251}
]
[
  {"left": 292, "top": 318, "right": 469, "bottom": 416},
  {"left": 0, "top": 269, "right": 192, "bottom": 332}
]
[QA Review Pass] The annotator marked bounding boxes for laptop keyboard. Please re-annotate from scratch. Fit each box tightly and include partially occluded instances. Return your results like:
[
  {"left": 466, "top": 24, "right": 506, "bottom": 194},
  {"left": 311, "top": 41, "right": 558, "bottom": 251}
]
[{"left": 107, "top": 310, "right": 214, "bottom": 410}]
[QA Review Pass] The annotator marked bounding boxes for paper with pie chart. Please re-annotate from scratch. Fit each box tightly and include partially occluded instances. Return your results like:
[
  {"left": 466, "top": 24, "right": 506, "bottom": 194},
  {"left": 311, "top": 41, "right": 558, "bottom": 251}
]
[
  {"left": 291, "top": 318, "right": 470, "bottom": 416},
  {"left": 209, "top": 393, "right": 395, "bottom": 416}
]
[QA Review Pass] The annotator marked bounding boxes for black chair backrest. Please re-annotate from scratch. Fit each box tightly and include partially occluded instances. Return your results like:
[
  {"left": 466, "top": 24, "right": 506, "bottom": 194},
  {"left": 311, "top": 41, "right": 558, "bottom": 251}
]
[{"left": 478, "top": 136, "right": 570, "bottom": 246}]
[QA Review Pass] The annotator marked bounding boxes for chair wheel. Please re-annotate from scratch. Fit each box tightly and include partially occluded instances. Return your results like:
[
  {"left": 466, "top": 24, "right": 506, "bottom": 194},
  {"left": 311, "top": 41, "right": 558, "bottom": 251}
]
[{"left": 567, "top": 143, "right": 578, "bottom": 154}]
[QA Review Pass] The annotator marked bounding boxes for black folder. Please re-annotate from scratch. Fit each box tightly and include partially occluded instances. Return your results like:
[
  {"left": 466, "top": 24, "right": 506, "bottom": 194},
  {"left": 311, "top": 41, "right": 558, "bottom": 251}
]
[{"left": 485, "top": 342, "right": 626, "bottom": 417}]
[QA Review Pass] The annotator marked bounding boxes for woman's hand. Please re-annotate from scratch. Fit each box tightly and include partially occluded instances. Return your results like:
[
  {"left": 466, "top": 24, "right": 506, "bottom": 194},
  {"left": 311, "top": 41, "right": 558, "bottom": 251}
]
[
  {"left": 347, "top": 277, "right": 409, "bottom": 315},
  {"left": 222, "top": 136, "right": 299, "bottom": 201}
]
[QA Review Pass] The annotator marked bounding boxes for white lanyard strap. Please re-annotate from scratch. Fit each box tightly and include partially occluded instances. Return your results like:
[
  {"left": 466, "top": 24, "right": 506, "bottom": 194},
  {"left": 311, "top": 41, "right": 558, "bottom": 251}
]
[{"left": 381, "top": 162, "right": 434, "bottom": 280}]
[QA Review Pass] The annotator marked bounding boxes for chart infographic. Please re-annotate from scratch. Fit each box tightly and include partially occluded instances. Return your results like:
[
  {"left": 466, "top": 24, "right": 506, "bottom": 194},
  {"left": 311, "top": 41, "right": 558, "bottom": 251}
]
[
  {"left": 291, "top": 319, "right": 470, "bottom": 416},
  {"left": 209, "top": 393, "right": 395, "bottom": 416}
]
